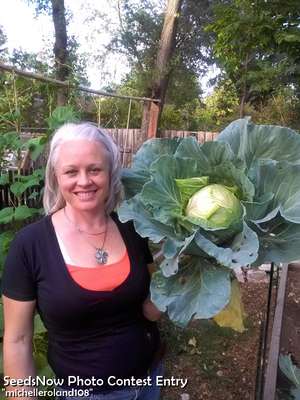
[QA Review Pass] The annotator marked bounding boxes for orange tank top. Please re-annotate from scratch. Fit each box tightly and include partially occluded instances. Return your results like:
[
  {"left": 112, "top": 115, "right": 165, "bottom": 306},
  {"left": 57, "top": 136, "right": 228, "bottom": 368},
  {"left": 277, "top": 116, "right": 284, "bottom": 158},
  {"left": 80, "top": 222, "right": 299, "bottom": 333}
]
[{"left": 66, "top": 249, "right": 130, "bottom": 291}]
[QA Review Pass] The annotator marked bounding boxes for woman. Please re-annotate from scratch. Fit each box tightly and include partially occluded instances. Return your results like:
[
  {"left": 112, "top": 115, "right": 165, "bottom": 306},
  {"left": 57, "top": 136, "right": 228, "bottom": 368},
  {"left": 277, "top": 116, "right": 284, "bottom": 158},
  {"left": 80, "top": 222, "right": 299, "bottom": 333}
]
[{"left": 2, "top": 122, "right": 164, "bottom": 400}]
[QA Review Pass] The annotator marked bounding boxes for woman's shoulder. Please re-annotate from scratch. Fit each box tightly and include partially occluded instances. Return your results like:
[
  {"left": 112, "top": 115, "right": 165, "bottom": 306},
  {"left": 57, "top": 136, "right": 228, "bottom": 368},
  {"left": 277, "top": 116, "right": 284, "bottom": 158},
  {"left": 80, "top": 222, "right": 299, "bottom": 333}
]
[
  {"left": 111, "top": 211, "right": 149, "bottom": 245},
  {"left": 111, "top": 211, "right": 136, "bottom": 235}
]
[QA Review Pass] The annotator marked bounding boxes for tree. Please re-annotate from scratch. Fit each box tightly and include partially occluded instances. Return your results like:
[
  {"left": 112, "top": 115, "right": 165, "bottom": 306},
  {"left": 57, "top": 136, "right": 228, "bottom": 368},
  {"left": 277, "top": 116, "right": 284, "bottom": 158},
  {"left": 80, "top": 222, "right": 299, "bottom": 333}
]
[
  {"left": 206, "top": 0, "right": 300, "bottom": 118},
  {"left": 140, "top": 0, "right": 183, "bottom": 140},
  {"left": 52, "top": 0, "right": 69, "bottom": 106},
  {"left": 25, "top": 0, "right": 70, "bottom": 106},
  {"left": 108, "top": 0, "right": 216, "bottom": 139},
  {"left": 0, "top": 25, "right": 8, "bottom": 54}
]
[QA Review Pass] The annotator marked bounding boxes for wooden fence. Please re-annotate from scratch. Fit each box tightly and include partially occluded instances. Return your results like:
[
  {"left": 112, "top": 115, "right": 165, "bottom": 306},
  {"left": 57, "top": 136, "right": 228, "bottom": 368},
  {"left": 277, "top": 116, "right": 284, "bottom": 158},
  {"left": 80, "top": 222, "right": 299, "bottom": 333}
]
[
  {"left": 103, "top": 128, "right": 218, "bottom": 167},
  {"left": 0, "top": 169, "right": 44, "bottom": 210},
  {"left": 1, "top": 129, "right": 218, "bottom": 209}
]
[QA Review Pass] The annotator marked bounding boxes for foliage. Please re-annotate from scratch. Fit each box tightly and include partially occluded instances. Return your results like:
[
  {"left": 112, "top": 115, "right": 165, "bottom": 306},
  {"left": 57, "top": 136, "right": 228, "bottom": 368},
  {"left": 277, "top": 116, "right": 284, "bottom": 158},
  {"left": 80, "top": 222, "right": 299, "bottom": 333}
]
[
  {"left": 118, "top": 118, "right": 300, "bottom": 329},
  {"left": 206, "top": 0, "right": 300, "bottom": 114},
  {"left": 107, "top": 0, "right": 214, "bottom": 114},
  {"left": 258, "top": 92, "right": 300, "bottom": 133},
  {"left": 90, "top": 95, "right": 142, "bottom": 129},
  {"left": 158, "top": 106, "right": 189, "bottom": 131},
  {"left": 195, "top": 77, "right": 239, "bottom": 132},
  {"left": 279, "top": 354, "right": 300, "bottom": 399},
  {"left": 0, "top": 72, "right": 40, "bottom": 131},
  {"left": 0, "top": 25, "right": 7, "bottom": 52},
  {"left": 8, "top": 48, "right": 51, "bottom": 75}
]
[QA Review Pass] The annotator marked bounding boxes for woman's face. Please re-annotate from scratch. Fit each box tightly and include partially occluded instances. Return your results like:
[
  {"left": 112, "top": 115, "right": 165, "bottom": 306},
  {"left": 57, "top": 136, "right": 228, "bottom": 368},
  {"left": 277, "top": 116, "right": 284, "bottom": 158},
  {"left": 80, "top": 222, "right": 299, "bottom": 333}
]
[{"left": 56, "top": 140, "right": 110, "bottom": 214}]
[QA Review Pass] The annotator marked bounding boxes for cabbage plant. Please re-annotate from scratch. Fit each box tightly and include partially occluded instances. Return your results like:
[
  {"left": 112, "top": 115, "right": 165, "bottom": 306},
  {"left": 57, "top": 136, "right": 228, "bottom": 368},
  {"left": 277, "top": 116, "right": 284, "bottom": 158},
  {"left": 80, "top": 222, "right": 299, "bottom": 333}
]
[{"left": 118, "top": 118, "right": 300, "bottom": 329}]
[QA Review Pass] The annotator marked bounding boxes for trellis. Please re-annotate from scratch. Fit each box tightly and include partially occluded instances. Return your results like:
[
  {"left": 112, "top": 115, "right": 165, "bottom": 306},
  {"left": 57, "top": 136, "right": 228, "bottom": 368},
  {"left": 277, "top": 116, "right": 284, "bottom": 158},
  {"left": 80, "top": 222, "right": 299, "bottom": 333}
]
[{"left": 0, "top": 62, "right": 161, "bottom": 140}]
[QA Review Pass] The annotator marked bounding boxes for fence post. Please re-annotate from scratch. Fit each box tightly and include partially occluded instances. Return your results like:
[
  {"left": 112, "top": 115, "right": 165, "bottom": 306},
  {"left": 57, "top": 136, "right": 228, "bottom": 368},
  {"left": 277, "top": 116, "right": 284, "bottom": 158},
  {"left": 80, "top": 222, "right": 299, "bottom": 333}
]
[{"left": 147, "top": 102, "right": 159, "bottom": 140}]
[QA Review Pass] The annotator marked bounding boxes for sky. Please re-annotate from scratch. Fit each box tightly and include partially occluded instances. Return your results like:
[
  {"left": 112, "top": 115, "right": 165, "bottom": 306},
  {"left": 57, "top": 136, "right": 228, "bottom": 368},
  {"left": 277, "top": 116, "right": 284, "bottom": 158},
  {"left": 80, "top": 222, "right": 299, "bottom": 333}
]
[
  {"left": 1, "top": 0, "right": 128, "bottom": 89},
  {"left": 2, "top": 0, "right": 50, "bottom": 53}
]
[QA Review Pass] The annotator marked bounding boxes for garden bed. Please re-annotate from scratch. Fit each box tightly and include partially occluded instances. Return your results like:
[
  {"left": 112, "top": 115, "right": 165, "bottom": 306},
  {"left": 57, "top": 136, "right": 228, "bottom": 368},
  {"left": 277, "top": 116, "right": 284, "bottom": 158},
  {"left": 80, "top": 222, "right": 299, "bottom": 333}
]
[{"left": 158, "top": 279, "right": 276, "bottom": 399}]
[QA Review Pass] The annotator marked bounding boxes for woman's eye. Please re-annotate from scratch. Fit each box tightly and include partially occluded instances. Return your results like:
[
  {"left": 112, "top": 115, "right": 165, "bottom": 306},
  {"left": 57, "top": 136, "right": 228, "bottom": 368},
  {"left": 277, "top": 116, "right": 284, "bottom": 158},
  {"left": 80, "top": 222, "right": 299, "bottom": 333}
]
[
  {"left": 91, "top": 168, "right": 100, "bottom": 173},
  {"left": 66, "top": 170, "right": 77, "bottom": 175}
]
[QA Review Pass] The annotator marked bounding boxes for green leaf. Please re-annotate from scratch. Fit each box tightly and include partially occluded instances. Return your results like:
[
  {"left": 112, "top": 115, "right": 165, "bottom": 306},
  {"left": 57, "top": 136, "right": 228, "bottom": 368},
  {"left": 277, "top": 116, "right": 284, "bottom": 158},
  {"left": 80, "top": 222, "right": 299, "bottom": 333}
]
[
  {"left": 34, "top": 354, "right": 55, "bottom": 386},
  {"left": 11, "top": 177, "right": 39, "bottom": 197},
  {"left": 160, "top": 232, "right": 198, "bottom": 277},
  {"left": 0, "top": 208, "right": 14, "bottom": 224},
  {"left": 150, "top": 256, "right": 231, "bottom": 327},
  {"left": 28, "top": 191, "right": 39, "bottom": 199},
  {"left": 216, "top": 118, "right": 300, "bottom": 174},
  {"left": 206, "top": 162, "right": 254, "bottom": 202},
  {"left": 175, "top": 136, "right": 245, "bottom": 172},
  {"left": 52, "top": 105, "right": 76, "bottom": 121},
  {"left": 141, "top": 155, "right": 198, "bottom": 214},
  {"left": 0, "top": 231, "right": 15, "bottom": 249},
  {"left": 10, "top": 181, "right": 26, "bottom": 197},
  {"left": 250, "top": 160, "right": 300, "bottom": 223},
  {"left": 292, "top": 386, "right": 300, "bottom": 400},
  {"left": 0, "top": 131, "right": 24, "bottom": 150},
  {"left": 24, "top": 178, "right": 40, "bottom": 189},
  {"left": 194, "top": 222, "right": 259, "bottom": 269},
  {"left": 34, "top": 314, "right": 47, "bottom": 334},
  {"left": 118, "top": 194, "right": 178, "bottom": 243},
  {"left": 13, "top": 108, "right": 24, "bottom": 120},
  {"left": 33, "top": 168, "right": 46, "bottom": 179},
  {"left": 14, "top": 205, "right": 37, "bottom": 221},
  {"left": 122, "top": 137, "right": 183, "bottom": 200},
  {"left": 44, "top": 117, "right": 63, "bottom": 131},
  {"left": 243, "top": 193, "right": 274, "bottom": 221},
  {"left": 45, "top": 106, "right": 79, "bottom": 131},
  {"left": 0, "top": 112, "right": 14, "bottom": 122},
  {"left": 0, "top": 174, "right": 8, "bottom": 185},
  {"left": 23, "top": 137, "right": 47, "bottom": 161},
  {"left": 279, "top": 354, "right": 300, "bottom": 386},
  {"left": 250, "top": 217, "right": 300, "bottom": 267}
]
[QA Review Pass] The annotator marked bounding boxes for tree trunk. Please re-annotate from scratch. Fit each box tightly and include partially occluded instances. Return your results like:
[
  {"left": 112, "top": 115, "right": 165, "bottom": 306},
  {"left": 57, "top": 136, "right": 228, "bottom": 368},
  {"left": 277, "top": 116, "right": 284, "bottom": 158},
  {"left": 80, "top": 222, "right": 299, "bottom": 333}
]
[
  {"left": 239, "top": 83, "right": 247, "bottom": 119},
  {"left": 239, "top": 52, "right": 249, "bottom": 119},
  {"left": 141, "top": 0, "right": 183, "bottom": 142},
  {"left": 52, "top": 0, "right": 68, "bottom": 107}
]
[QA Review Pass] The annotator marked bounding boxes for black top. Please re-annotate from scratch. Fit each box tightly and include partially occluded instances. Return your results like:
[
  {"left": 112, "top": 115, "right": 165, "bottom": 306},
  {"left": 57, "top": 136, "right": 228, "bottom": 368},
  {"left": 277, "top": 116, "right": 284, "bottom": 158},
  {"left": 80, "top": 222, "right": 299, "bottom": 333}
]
[{"left": 1, "top": 212, "right": 159, "bottom": 392}]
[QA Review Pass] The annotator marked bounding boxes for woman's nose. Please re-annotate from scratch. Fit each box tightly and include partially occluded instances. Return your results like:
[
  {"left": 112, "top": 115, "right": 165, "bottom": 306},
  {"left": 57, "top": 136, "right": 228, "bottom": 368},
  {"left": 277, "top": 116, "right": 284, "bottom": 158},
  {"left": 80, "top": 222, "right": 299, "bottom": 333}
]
[{"left": 77, "top": 172, "right": 90, "bottom": 186}]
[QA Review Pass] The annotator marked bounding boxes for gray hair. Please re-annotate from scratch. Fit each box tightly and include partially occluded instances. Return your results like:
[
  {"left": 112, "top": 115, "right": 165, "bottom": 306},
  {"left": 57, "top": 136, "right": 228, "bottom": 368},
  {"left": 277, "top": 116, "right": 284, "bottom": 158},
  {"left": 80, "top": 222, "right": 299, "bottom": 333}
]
[{"left": 43, "top": 122, "right": 122, "bottom": 215}]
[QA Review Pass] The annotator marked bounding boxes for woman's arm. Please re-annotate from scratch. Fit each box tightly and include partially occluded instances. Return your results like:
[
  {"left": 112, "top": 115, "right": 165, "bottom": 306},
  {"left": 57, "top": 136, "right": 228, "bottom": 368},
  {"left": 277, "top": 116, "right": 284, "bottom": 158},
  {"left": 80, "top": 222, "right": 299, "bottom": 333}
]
[
  {"left": 142, "top": 263, "right": 164, "bottom": 321},
  {"left": 3, "top": 296, "right": 37, "bottom": 398}
]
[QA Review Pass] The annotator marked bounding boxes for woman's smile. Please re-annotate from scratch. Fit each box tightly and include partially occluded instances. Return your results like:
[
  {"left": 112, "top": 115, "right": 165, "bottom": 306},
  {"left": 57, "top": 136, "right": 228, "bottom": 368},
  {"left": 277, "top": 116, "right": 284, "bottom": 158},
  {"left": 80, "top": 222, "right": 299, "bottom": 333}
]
[{"left": 76, "top": 191, "right": 97, "bottom": 197}]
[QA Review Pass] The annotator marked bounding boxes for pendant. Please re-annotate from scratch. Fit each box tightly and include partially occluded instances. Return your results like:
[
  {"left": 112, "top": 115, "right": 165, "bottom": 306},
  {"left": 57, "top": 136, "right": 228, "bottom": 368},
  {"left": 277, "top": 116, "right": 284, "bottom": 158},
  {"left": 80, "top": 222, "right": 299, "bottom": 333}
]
[{"left": 95, "top": 249, "right": 108, "bottom": 264}]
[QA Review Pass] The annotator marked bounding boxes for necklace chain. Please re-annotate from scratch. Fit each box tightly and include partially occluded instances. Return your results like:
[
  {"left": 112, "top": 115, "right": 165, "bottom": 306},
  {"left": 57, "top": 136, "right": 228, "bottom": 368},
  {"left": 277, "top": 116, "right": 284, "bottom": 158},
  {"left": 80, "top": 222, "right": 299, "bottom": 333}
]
[
  {"left": 64, "top": 208, "right": 109, "bottom": 264},
  {"left": 63, "top": 208, "right": 107, "bottom": 235}
]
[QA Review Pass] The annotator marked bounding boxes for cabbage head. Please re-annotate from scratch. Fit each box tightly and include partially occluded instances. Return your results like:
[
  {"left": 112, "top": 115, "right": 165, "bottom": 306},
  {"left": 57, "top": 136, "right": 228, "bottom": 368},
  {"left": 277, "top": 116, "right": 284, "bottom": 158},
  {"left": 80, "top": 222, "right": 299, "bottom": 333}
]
[
  {"left": 181, "top": 182, "right": 243, "bottom": 228},
  {"left": 118, "top": 118, "right": 300, "bottom": 329}
]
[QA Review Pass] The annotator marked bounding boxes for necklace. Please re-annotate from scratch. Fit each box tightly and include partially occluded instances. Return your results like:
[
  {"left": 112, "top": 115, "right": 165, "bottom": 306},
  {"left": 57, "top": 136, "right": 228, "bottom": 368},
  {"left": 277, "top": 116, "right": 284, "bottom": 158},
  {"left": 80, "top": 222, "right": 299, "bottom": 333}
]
[
  {"left": 64, "top": 208, "right": 108, "bottom": 264},
  {"left": 64, "top": 208, "right": 106, "bottom": 235}
]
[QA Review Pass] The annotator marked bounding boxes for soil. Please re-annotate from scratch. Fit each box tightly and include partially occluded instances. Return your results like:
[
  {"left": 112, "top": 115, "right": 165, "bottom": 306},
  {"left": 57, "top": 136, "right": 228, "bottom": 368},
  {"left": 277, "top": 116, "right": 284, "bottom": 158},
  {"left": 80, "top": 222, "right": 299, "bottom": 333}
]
[{"left": 157, "top": 279, "right": 277, "bottom": 400}]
